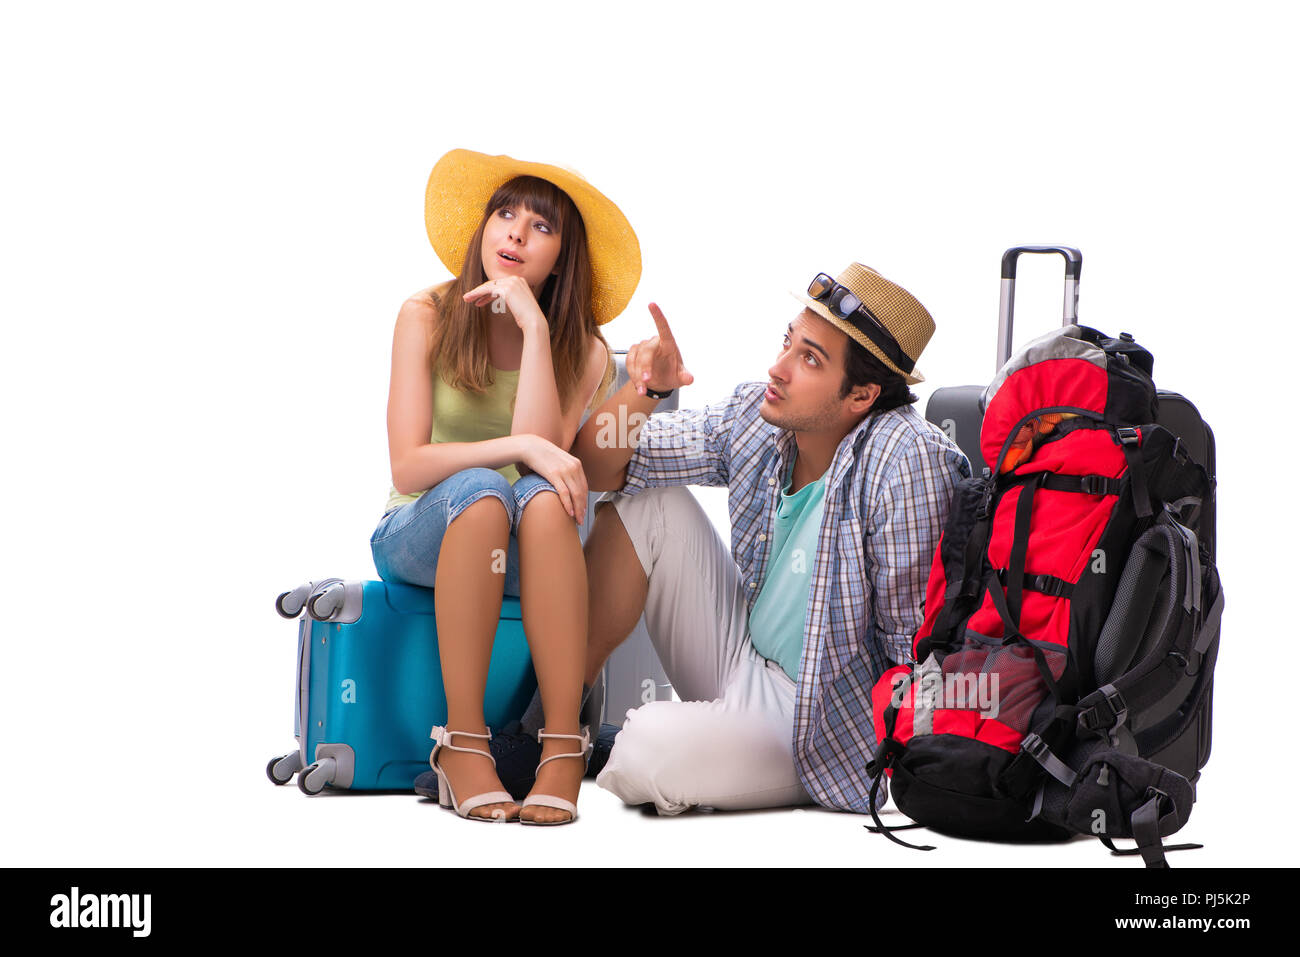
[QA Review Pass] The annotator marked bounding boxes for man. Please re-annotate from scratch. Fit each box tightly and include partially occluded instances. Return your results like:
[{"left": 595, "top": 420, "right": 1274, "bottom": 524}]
[{"left": 573, "top": 263, "right": 970, "bottom": 814}]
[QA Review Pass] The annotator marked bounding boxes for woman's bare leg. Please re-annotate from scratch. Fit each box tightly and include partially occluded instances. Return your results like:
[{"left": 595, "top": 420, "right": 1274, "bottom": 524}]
[
  {"left": 433, "top": 496, "right": 519, "bottom": 821},
  {"left": 516, "top": 490, "right": 587, "bottom": 824}
]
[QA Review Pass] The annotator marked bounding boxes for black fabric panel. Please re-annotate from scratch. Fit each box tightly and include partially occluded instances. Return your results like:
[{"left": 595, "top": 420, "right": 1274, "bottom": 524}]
[
  {"left": 891, "top": 741, "right": 1070, "bottom": 842},
  {"left": 917, "top": 474, "right": 996, "bottom": 658},
  {"left": 1060, "top": 751, "right": 1195, "bottom": 840},
  {"left": 1066, "top": 481, "right": 1144, "bottom": 696},
  {"left": 1089, "top": 325, "right": 1159, "bottom": 427},
  {"left": 1094, "top": 525, "right": 1177, "bottom": 685},
  {"left": 1134, "top": 571, "right": 1221, "bottom": 780},
  {"left": 1156, "top": 391, "right": 1217, "bottom": 558}
]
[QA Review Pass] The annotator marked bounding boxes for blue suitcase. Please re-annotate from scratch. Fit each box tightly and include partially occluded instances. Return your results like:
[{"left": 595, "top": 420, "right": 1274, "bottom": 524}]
[{"left": 266, "top": 578, "right": 537, "bottom": 794}]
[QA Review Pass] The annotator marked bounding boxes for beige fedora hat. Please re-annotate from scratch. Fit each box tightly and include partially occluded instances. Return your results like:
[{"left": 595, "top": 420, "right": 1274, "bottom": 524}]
[
  {"left": 790, "top": 263, "right": 935, "bottom": 385},
  {"left": 424, "top": 149, "right": 642, "bottom": 326}
]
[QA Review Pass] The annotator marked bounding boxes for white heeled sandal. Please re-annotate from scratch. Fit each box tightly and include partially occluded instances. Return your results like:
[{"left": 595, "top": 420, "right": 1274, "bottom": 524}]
[
  {"left": 520, "top": 727, "right": 592, "bottom": 826},
  {"left": 428, "top": 726, "right": 517, "bottom": 822}
]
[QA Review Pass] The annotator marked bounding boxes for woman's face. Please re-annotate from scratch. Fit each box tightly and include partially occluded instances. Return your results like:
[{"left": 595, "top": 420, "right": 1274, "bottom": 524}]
[{"left": 479, "top": 202, "right": 563, "bottom": 294}]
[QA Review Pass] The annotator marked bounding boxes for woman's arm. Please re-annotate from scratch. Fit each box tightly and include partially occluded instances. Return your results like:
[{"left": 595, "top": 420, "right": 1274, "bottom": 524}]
[
  {"left": 386, "top": 294, "right": 528, "bottom": 495},
  {"left": 513, "top": 328, "right": 610, "bottom": 451},
  {"left": 509, "top": 312, "right": 567, "bottom": 444},
  {"left": 462, "top": 276, "right": 606, "bottom": 449}
]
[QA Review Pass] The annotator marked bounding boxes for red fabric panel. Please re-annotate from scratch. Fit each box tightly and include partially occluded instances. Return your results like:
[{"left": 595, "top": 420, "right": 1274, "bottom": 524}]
[
  {"left": 872, "top": 665, "right": 914, "bottom": 745},
  {"left": 910, "top": 535, "right": 949, "bottom": 653},
  {"left": 981, "top": 358, "right": 1109, "bottom": 469},
  {"left": 1015, "top": 428, "right": 1127, "bottom": 480},
  {"left": 979, "top": 428, "right": 1127, "bottom": 646},
  {"left": 930, "top": 711, "right": 1024, "bottom": 754},
  {"left": 933, "top": 708, "right": 977, "bottom": 738},
  {"left": 973, "top": 717, "right": 1023, "bottom": 753}
]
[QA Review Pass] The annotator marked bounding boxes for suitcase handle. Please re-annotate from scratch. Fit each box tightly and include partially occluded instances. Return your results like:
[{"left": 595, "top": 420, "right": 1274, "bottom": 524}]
[{"left": 997, "top": 246, "right": 1083, "bottom": 370}]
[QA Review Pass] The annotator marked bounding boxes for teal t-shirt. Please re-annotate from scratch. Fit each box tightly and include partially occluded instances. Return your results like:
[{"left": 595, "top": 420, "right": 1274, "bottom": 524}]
[{"left": 748, "top": 460, "right": 827, "bottom": 681}]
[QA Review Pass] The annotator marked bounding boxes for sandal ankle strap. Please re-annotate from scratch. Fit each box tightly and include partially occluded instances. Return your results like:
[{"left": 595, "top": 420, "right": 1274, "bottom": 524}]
[
  {"left": 534, "top": 727, "right": 592, "bottom": 771},
  {"left": 430, "top": 726, "right": 498, "bottom": 768}
]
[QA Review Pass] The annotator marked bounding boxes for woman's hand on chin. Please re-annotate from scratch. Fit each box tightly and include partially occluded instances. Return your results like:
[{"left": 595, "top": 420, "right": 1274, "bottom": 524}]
[{"left": 463, "top": 275, "right": 548, "bottom": 336}]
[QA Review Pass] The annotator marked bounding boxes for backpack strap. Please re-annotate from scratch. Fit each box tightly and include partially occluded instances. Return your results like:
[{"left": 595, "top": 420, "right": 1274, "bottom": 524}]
[
  {"left": 1078, "top": 514, "right": 1223, "bottom": 740},
  {"left": 1004, "top": 472, "right": 1044, "bottom": 626},
  {"left": 864, "top": 740, "right": 936, "bottom": 852},
  {"left": 1115, "top": 427, "right": 1153, "bottom": 517},
  {"left": 920, "top": 474, "right": 1000, "bottom": 657},
  {"left": 1097, "top": 786, "right": 1204, "bottom": 868},
  {"left": 1039, "top": 473, "right": 1125, "bottom": 497},
  {"left": 984, "top": 568, "right": 1064, "bottom": 704}
]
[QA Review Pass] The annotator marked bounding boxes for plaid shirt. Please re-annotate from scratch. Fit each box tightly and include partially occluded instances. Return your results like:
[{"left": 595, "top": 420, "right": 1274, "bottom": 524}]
[{"left": 620, "top": 381, "right": 969, "bottom": 811}]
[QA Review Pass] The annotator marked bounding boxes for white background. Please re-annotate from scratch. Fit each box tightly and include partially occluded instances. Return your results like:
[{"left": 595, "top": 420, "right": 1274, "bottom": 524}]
[{"left": 2, "top": 0, "right": 1295, "bottom": 867}]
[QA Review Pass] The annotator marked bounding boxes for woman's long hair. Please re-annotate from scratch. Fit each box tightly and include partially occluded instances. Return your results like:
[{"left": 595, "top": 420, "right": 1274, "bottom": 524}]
[{"left": 427, "top": 175, "right": 614, "bottom": 413}]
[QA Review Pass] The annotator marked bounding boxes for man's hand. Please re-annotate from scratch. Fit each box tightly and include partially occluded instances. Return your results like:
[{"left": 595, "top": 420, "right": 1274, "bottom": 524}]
[{"left": 626, "top": 303, "right": 695, "bottom": 396}]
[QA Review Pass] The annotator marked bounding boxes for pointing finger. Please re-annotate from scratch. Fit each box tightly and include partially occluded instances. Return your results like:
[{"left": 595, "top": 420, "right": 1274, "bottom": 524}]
[{"left": 647, "top": 303, "right": 676, "bottom": 344}]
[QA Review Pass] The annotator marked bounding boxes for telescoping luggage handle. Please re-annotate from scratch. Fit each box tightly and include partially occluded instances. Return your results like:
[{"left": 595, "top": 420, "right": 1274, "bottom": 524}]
[{"left": 997, "top": 246, "right": 1083, "bottom": 370}]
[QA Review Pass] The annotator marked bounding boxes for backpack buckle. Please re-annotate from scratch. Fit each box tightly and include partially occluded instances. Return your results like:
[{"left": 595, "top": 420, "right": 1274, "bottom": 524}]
[
  {"left": 1079, "top": 685, "right": 1129, "bottom": 735},
  {"left": 1021, "top": 732, "right": 1050, "bottom": 762},
  {"left": 1171, "top": 436, "right": 1188, "bottom": 464},
  {"left": 1116, "top": 427, "right": 1140, "bottom": 446},
  {"left": 1021, "top": 733, "right": 1078, "bottom": 788}
]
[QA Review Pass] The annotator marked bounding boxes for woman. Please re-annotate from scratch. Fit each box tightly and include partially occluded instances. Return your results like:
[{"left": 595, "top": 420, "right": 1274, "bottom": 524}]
[{"left": 370, "top": 149, "right": 640, "bottom": 824}]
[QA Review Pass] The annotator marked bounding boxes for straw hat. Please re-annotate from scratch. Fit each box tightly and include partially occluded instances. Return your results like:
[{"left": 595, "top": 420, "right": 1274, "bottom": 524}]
[
  {"left": 424, "top": 149, "right": 641, "bottom": 326},
  {"left": 790, "top": 263, "right": 935, "bottom": 385}
]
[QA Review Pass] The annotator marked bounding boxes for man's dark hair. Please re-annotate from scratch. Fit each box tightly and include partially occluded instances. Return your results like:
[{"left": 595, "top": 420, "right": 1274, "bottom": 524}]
[{"left": 839, "top": 338, "right": 918, "bottom": 412}]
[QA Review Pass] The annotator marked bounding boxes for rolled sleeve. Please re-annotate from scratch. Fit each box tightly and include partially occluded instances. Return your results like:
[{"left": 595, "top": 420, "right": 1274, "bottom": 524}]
[{"left": 866, "top": 430, "right": 969, "bottom": 668}]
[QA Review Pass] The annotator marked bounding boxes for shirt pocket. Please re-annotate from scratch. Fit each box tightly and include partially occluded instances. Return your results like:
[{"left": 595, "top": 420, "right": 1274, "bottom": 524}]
[{"left": 829, "top": 517, "right": 868, "bottom": 646}]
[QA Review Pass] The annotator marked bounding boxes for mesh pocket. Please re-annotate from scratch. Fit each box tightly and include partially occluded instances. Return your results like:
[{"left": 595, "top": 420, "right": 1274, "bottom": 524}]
[{"left": 937, "top": 632, "right": 1067, "bottom": 736}]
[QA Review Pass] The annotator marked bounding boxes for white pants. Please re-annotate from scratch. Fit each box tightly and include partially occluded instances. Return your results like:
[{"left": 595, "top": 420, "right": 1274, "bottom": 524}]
[{"left": 594, "top": 486, "right": 814, "bottom": 815}]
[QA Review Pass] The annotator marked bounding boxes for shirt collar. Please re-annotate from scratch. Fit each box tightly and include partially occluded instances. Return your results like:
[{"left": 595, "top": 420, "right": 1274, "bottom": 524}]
[{"left": 770, "top": 409, "right": 882, "bottom": 497}]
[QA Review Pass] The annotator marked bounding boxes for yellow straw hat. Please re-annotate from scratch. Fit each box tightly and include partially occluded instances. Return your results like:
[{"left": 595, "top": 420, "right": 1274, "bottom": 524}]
[
  {"left": 425, "top": 149, "right": 642, "bottom": 326},
  {"left": 790, "top": 263, "right": 935, "bottom": 385}
]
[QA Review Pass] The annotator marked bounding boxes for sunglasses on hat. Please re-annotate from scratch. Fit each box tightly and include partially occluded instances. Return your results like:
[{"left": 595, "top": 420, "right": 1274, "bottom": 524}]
[{"left": 807, "top": 273, "right": 914, "bottom": 375}]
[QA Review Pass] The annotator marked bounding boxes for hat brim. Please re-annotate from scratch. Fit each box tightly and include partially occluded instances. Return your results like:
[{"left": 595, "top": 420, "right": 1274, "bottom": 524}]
[
  {"left": 425, "top": 150, "right": 641, "bottom": 326},
  {"left": 789, "top": 291, "right": 925, "bottom": 385}
]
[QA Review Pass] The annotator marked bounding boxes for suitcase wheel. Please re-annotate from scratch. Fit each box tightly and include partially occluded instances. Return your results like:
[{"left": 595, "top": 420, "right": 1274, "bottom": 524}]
[
  {"left": 297, "top": 760, "right": 332, "bottom": 796},
  {"left": 266, "top": 752, "right": 303, "bottom": 786},
  {"left": 307, "top": 583, "right": 346, "bottom": 621},
  {"left": 275, "top": 583, "right": 313, "bottom": 619}
]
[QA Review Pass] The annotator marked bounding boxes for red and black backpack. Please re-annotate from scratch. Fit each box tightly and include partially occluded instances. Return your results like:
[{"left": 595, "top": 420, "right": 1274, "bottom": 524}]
[{"left": 867, "top": 323, "right": 1221, "bottom": 867}]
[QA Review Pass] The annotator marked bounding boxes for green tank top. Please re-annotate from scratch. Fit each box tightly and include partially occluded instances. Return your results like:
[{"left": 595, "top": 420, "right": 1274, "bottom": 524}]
[{"left": 384, "top": 366, "right": 521, "bottom": 514}]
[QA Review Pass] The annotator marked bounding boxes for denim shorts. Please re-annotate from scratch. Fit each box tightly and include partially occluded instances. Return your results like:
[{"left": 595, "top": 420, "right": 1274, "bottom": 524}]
[{"left": 370, "top": 468, "right": 558, "bottom": 598}]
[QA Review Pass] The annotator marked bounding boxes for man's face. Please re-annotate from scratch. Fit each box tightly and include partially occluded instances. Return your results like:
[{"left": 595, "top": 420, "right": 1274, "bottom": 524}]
[{"left": 759, "top": 309, "right": 880, "bottom": 434}]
